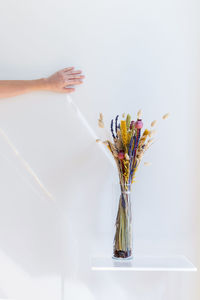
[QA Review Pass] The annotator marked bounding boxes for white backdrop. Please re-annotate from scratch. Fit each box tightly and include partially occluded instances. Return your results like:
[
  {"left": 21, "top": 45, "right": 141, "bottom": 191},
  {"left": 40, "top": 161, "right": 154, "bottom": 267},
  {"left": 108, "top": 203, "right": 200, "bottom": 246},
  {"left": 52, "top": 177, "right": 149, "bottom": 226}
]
[{"left": 0, "top": 0, "right": 199, "bottom": 299}]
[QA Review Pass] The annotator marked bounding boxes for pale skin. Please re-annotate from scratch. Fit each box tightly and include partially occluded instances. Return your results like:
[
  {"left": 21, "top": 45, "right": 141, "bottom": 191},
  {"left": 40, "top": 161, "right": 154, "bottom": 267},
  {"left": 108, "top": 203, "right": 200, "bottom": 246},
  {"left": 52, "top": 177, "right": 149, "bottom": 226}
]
[{"left": 0, "top": 67, "right": 85, "bottom": 99}]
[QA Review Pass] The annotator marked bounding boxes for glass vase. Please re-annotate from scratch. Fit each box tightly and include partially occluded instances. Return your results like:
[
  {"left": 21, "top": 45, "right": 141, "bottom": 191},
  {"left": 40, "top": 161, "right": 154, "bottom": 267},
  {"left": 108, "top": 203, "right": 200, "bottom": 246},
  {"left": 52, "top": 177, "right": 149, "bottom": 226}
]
[{"left": 113, "top": 183, "right": 133, "bottom": 260}]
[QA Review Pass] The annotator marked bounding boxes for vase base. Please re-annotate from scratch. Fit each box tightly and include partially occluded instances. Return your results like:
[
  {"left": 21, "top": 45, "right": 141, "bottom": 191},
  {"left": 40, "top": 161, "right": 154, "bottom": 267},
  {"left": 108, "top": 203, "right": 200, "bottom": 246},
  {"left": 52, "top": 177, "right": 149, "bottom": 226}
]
[
  {"left": 113, "top": 250, "right": 132, "bottom": 260},
  {"left": 112, "top": 256, "right": 133, "bottom": 261}
]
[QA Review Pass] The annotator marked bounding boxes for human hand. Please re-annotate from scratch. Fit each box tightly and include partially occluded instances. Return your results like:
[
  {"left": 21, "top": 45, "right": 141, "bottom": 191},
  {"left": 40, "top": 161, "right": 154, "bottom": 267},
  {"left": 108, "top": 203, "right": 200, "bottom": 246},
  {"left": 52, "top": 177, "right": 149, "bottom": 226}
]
[{"left": 44, "top": 67, "right": 85, "bottom": 93}]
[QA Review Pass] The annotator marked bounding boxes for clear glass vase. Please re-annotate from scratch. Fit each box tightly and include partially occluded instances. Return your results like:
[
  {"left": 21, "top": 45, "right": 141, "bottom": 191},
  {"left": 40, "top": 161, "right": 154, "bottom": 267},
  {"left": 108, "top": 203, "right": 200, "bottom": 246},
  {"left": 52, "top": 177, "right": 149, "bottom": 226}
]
[{"left": 113, "top": 183, "right": 133, "bottom": 260}]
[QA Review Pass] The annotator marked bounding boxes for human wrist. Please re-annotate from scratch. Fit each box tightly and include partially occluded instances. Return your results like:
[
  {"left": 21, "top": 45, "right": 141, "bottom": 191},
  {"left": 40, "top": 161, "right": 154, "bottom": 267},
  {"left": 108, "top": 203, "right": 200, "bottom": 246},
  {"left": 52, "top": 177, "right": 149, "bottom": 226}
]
[{"left": 36, "top": 77, "right": 50, "bottom": 91}]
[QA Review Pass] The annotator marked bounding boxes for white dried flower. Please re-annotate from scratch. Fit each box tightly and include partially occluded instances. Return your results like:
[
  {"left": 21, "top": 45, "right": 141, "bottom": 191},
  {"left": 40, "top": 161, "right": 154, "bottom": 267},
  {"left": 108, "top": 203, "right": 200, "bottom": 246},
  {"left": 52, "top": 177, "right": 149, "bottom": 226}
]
[
  {"left": 144, "top": 162, "right": 152, "bottom": 166},
  {"left": 98, "top": 121, "right": 104, "bottom": 128},
  {"left": 144, "top": 138, "right": 154, "bottom": 151},
  {"left": 125, "top": 153, "right": 130, "bottom": 160},
  {"left": 137, "top": 109, "right": 142, "bottom": 119},
  {"left": 98, "top": 113, "right": 104, "bottom": 128},
  {"left": 162, "top": 113, "right": 170, "bottom": 120},
  {"left": 149, "top": 129, "right": 156, "bottom": 137},
  {"left": 147, "top": 138, "right": 154, "bottom": 144},
  {"left": 151, "top": 120, "right": 157, "bottom": 127},
  {"left": 137, "top": 153, "right": 143, "bottom": 160}
]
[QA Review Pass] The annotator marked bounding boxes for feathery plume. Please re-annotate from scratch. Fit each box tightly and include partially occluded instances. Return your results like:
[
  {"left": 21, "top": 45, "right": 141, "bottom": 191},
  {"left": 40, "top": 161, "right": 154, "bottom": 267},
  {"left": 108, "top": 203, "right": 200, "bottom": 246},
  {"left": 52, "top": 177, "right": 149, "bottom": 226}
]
[
  {"left": 144, "top": 162, "right": 152, "bottom": 166},
  {"left": 126, "top": 114, "right": 131, "bottom": 130},
  {"left": 151, "top": 120, "right": 157, "bottom": 127},
  {"left": 137, "top": 109, "right": 142, "bottom": 119},
  {"left": 162, "top": 113, "right": 170, "bottom": 120},
  {"left": 98, "top": 113, "right": 104, "bottom": 128}
]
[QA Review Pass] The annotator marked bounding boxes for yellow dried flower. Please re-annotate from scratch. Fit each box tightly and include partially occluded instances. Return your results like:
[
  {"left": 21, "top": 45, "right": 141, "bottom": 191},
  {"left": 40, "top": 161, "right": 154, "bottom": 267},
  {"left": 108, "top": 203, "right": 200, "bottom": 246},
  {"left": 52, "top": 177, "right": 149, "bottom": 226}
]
[
  {"left": 143, "top": 129, "right": 149, "bottom": 136},
  {"left": 138, "top": 129, "right": 149, "bottom": 148},
  {"left": 120, "top": 120, "right": 128, "bottom": 150},
  {"left": 123, "top": 159, "right": 129, "bottom": 184},
  {"left": 131, "top": 166, "right": 138, "bottom": 184}
]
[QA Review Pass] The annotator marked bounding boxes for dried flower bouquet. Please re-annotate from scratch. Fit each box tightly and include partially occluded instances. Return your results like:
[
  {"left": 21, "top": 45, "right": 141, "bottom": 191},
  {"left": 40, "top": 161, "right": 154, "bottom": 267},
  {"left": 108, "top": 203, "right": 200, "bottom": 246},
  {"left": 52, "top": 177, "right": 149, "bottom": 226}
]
[{"left": 97, "top": 111, "right": 169, "bottom": 259}]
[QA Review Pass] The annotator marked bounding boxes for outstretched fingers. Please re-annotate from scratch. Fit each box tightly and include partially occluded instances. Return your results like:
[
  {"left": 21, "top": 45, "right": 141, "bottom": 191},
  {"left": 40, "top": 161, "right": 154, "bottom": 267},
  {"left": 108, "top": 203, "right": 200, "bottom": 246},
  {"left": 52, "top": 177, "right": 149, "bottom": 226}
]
[
  {"left": 63, "top": 67, "right": 74, "bottom": 72},
  {"left": 67, "top": 74, "right": 85, "bottom": 79},
  {"left": 63, "top": 87, "right": 75, "bottom": 93}
]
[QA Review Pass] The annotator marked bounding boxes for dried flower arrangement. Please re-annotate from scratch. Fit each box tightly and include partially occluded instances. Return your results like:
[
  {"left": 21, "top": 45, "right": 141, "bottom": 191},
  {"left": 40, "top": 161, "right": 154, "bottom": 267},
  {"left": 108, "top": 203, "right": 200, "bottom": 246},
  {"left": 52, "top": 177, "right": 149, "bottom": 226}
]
[{"left": 97, "top": 110, "right": 169, "bottom": 259}]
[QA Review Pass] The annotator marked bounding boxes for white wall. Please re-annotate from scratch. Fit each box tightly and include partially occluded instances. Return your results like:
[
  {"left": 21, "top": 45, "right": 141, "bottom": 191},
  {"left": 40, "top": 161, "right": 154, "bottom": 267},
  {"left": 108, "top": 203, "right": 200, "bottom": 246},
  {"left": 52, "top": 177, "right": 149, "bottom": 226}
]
[{"left": 0, "top": 0, "right": 199, "bottom": 299}]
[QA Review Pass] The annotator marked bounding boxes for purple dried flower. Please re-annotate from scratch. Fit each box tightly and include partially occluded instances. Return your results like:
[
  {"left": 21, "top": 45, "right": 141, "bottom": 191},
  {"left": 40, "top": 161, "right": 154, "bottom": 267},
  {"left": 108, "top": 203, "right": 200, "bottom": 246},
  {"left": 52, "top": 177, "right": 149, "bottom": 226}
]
[
  {"left": 136, "top": 129, "right": 141, "bottom": 148},
  {"left": 132, "top": 136, "right": 137, "bottom": 157},
  {"left": 130, "top": 121, "right": 135, "bottom": 129},
  {"left": 128, "top": 136, "right": 134, "bottom": 156},
  {"left": 111, "top": 119, "right": 115, "bottom": 139},
  {"left": 115, "top": 115, "right": 119, "bottom": 137}
]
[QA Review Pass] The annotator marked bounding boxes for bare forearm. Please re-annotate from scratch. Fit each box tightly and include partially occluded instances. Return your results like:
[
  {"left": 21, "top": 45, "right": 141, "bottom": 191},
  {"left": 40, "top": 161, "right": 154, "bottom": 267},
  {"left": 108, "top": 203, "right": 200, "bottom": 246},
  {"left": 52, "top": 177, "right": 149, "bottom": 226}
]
[
  {"left": 0, "top": 67, "right": 85, "bottom": 99},
  {"left": 0, "top": 79, "right": 48, "bottom": 99}
]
